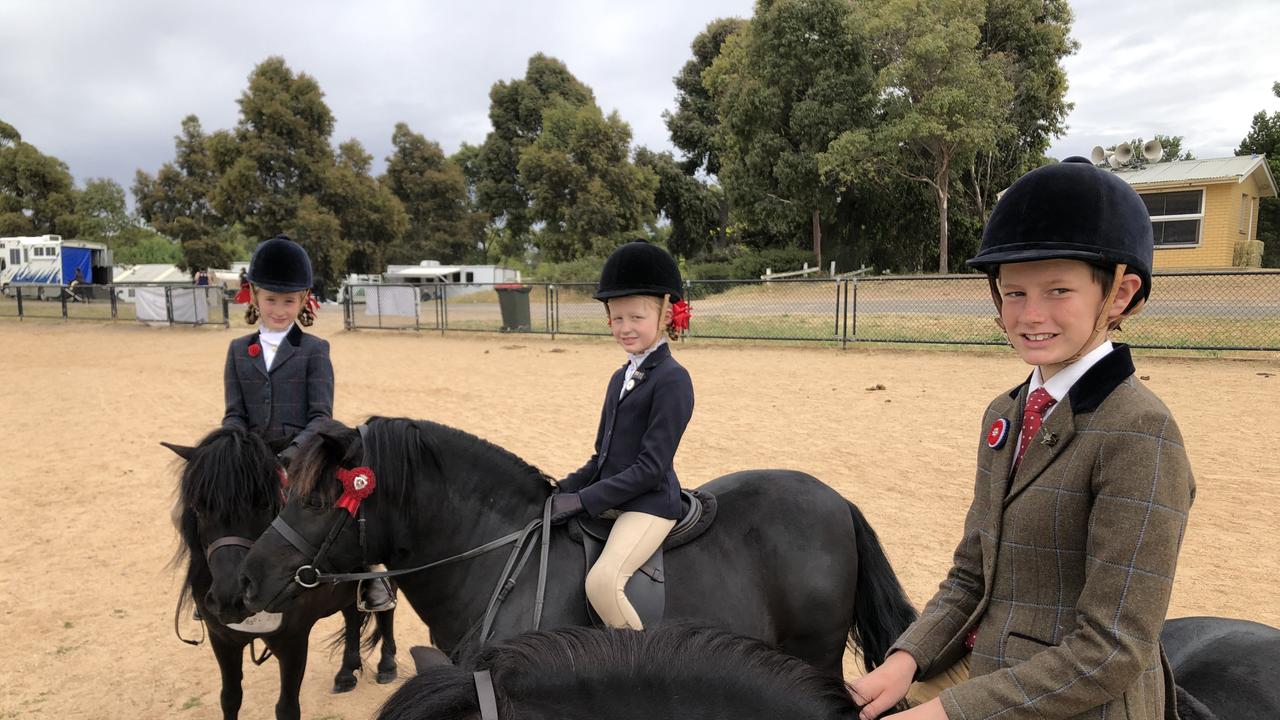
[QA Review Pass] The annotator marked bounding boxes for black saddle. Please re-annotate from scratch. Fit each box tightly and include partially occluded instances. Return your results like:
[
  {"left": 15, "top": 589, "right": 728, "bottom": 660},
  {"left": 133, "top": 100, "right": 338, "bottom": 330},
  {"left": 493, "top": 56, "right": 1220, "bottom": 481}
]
[{"left": 568, "top": 489, "right": 717, "bottom": 629}]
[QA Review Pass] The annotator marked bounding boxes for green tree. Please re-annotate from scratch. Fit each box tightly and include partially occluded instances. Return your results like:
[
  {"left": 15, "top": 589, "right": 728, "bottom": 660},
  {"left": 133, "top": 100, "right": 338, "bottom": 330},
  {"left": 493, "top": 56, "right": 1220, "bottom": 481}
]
[
  {"left": 706, "top": 0, "right": 875, "bottom": 266},
  {"left": 634, "top": 147, "right": 721, "bottom": 259},
  {"left": 960, "top": 0, "right": 1076, "bottom": 231},
  {"left": 382, "top": 123, "right": 485, "bottom": 264},
  {"left": 473, "top": 54, "right": 595, "bottom": 248},
  {"left": 518, "top": 101, "right": 658, "bottom": 261},
  {"left": 1237, "top": 82, "right": 1280, "bottom": 267},
  {"left": 821, "top": 0, "right": 1015, "bottom": 272},
  {"left": 286, "top": 195, "right": 348, "bottom": 297},
  {"left": 75, "top": 177, "right": 181, "bottom": 264},
  {"left": 319, "top": 138, "right": 408, "bottom": 276},
  {"left": 132, "top": 115, "right": 236, "bottom": 269},
  {"left": 212, "top": 57, "right": 335, "bottom": 242},
  {"left": 0, "top": 119, "right": 79, "bottom": 237}
]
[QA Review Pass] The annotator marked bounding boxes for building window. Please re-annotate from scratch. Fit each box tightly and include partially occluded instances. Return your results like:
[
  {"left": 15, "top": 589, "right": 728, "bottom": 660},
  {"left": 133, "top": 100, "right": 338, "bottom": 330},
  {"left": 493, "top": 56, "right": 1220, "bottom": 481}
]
[
  {"left": 1141, "top": 189, "right": 1203, "bottom": 247},
  {"left": 1240, "top": 193, "right": 1250, "bottom": 234},
  {"left": 465, "top": 271, "right": 474, "bottom": 283},
  {"left": 8, "top": 249, "right": 19, "bottom": 265}
]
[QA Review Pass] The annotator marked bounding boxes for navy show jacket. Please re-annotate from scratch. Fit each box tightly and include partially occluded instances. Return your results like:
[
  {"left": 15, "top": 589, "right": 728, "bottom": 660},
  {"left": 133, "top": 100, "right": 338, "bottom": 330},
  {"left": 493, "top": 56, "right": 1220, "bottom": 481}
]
[
  {"left": 222, "top": 324, "right": 334, "bottom": 452},
  {"left": 558, "top": 342, "right": 694, "bottom": 520}
]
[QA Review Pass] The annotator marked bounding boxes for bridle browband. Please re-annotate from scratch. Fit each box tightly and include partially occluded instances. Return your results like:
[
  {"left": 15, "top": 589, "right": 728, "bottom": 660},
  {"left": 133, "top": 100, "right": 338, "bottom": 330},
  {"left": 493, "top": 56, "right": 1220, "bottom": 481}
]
[{"left": 269, "top": 423, "right": 555, "bottom": 644}]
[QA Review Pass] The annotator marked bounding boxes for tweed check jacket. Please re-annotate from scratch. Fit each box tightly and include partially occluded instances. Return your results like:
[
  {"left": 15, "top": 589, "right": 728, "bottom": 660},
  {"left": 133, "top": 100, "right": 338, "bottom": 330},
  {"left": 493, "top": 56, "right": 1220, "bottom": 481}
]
[
  {"left": 222, "top": 325, "right": 334, "bottom": 452},
  {"left": 891, "top": 345, "right": 1195, "bottom": 720}
]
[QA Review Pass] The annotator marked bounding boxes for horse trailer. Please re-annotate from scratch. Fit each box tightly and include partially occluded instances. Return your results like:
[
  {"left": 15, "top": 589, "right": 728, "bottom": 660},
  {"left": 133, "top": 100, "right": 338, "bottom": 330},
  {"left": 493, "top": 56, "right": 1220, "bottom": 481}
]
[{"left": 1, "top": 235, "right": 113, "bottom": 299}]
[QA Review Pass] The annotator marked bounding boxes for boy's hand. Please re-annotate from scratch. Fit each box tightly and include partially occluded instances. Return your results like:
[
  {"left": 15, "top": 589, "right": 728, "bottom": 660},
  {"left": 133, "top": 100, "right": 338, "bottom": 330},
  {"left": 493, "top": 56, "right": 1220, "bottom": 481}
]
[
  {"left": 848, "top": 650, "right": 917, "bottom": 720},
  {"left": 884, "top": 698, "right": 948, "bottom": 720}
]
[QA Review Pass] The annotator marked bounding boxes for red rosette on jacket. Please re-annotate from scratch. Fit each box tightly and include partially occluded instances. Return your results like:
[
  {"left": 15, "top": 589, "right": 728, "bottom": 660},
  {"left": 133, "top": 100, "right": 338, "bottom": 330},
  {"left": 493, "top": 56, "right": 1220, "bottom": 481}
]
[
  {"left": 248, "top": 343, "right": 261, "bottom": 358},
  {"left": 671, "top": 299, "right": 692, "bottom": 332},
  {"left": 335, "top": 466, "right": 376, "bottom": 516}
]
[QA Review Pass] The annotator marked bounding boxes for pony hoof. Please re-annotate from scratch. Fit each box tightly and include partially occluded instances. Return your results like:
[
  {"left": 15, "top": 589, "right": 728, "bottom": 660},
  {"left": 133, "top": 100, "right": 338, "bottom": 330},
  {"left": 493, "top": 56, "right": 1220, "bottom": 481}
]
[
  {"left": 376, "top": 667, "right": 398, "bottom": 684},
  {"left": 332, "top": 676, "right": 358, "bottom": 694}
]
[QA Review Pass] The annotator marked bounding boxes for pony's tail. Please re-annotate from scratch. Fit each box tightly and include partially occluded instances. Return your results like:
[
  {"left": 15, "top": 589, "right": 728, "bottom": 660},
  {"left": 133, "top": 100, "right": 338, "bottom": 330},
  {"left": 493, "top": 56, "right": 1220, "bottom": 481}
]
[
  {"left": 377, "top": 664, "right": 479, "bottom": 720},
  {"left": 847, "top": 500, "right": 918, "bottom": 672}
]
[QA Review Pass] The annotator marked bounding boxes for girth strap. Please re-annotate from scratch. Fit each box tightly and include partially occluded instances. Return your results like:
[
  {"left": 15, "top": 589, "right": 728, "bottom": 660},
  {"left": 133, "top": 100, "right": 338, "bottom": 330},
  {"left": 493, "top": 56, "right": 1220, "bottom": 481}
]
[{"left": 475, "top": 669, "right": 499, "bottom": 720}]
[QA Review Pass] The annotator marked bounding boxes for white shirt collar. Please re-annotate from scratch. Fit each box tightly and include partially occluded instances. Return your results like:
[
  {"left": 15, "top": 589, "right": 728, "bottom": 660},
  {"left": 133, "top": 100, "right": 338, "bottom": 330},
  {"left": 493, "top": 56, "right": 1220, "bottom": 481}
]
[
  {"left": 258, "top": 323, "right": 293, "bottom": 346},
  {"left": 1029, "top": 340, "right": 1114, "bottom": 404},
  {"left": 627, "top": 337, "right": 667, "bottom": 368}
]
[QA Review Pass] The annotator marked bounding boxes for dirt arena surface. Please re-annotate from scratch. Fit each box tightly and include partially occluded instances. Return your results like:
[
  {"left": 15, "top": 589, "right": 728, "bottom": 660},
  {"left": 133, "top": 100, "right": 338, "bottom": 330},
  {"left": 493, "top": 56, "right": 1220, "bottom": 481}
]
[{"left": 2, "top": 312, "right": 1277, "bottom": 719}]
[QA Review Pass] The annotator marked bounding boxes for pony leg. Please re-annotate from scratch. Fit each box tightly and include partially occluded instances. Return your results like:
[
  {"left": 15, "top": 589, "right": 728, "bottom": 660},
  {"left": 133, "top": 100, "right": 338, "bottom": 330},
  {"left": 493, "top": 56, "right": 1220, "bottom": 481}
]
[
  {"left": 333, "top": 605, "right": 363, "bottom": 693},
  {"left": 272, "top": 635, "right": 309, "bottom": 720},
  {"left": 374, "top": 605, "right": 398, "bottom": 684},
  {"left": 208, "top": 632, "right": 245, "bottom": 720}
]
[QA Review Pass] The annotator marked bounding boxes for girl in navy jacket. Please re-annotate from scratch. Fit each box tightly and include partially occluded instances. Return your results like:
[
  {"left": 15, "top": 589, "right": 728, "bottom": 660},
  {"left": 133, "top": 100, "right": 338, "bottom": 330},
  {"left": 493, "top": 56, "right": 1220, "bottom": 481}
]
[{"left": 552, "top": 240, "right": 694, "bottom": 630}]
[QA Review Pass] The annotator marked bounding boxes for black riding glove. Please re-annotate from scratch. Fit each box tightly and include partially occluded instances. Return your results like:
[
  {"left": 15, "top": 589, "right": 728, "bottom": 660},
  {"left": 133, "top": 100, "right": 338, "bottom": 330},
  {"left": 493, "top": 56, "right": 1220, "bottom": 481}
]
[{"left": 549, "top": 492, "right": 584, "bottom": 524}]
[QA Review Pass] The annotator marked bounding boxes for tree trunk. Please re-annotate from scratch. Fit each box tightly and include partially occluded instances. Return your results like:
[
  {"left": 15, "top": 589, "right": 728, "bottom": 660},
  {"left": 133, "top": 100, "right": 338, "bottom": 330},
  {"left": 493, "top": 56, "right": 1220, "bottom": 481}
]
[
  {"left": 716, "top": 196, "right": 729, "bottom": 251},
  {"left": 812, "top": 208, "right": 822, "bottom": 267},
  {"left": 936, "top": 157, "right": 950, "bottom": 274}
]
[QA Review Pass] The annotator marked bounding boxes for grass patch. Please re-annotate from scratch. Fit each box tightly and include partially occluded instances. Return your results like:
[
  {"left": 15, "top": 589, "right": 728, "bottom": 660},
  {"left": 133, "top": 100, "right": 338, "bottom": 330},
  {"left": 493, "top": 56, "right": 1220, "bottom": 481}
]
[{"left": 180, "top": 696, "right": 202, "bottom": 711}]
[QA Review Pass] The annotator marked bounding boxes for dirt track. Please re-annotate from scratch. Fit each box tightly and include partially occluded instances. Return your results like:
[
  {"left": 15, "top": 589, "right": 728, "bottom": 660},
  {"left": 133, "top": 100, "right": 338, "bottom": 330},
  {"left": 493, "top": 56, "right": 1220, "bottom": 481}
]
[{"left": 1, "top": 312, "right": 1277, "bottom": 719}]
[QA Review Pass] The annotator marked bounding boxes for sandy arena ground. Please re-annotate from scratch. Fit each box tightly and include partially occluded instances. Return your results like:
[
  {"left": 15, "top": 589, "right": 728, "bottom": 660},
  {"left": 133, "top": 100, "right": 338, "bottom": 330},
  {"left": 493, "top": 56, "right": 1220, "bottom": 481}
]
[{"left": 1, "top": 311, "right": 1277, "bottom": 719}]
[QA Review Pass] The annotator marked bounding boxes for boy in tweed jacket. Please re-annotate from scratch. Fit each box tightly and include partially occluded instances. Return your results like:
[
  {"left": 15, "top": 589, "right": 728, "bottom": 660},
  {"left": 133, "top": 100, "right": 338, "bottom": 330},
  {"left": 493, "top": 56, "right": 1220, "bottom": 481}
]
[{"left": 851, "top": 158, "right": 1195, "bottom": 720}]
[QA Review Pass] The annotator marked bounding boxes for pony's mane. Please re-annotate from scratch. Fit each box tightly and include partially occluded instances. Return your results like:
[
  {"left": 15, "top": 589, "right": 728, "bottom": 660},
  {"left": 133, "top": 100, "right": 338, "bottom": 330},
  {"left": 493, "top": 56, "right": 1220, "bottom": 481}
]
[
  {"left": 289, "top": 417, "right": 551, "bottom": 508},
  {"left": 378, "top": 624, "right": 858, "bottom": 720},
  {"left": 172, "top": 426, "right": 282, "bottom": 601}
]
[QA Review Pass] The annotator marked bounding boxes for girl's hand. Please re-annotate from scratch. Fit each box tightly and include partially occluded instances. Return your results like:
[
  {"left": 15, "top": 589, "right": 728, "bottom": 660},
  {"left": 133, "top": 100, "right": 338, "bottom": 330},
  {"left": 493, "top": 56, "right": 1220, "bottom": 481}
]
[{"left": 848, "top": 650, "right": 917, "bottom": 720}]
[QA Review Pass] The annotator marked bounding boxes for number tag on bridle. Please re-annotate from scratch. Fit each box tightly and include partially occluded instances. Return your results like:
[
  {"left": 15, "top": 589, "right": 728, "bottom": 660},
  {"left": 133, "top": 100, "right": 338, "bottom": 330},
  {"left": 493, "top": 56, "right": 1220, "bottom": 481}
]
[{"left": 335, "top": 466, "right": 376, "bottom": 516}]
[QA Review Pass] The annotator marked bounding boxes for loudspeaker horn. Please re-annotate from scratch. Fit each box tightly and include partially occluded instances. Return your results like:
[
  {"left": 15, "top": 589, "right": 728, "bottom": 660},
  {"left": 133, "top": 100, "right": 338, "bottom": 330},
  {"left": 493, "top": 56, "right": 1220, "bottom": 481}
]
[
  {"left": 1107, "top": 153, "right": 1122, "bottom": 168},
  {"left": 1114, "top": 143, "right": 1134, "bottom": 164},
  {"left": 1142, "top": 139, "right": 1164, "bottom": 163},
  {"left": 1090, "top": 145, "right": 1107, "bottom": 165}
]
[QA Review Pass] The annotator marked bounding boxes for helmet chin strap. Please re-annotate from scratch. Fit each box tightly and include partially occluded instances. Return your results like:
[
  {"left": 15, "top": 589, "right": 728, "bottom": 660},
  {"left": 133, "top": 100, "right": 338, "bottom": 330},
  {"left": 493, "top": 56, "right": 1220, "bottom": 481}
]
[{"left": 990, "top": 264, "right": 1147, "bottom": 364}]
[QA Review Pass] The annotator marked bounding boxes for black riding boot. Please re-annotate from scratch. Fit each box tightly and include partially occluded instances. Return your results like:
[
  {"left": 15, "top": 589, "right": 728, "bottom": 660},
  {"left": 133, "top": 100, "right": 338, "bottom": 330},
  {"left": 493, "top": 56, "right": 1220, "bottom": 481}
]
[{"left": 359, "top": 577, "right": 396, "bottom": 613}]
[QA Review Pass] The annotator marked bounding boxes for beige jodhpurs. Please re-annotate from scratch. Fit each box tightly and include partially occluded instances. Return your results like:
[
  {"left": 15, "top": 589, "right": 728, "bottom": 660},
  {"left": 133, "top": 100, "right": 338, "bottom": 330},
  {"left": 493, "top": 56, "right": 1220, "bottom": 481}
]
[
  {"left": 584, "top": 511, "right": 676, "bottom": 630},
  {"left": 905, "top": 653, "right": 971, "bottom": 706}
]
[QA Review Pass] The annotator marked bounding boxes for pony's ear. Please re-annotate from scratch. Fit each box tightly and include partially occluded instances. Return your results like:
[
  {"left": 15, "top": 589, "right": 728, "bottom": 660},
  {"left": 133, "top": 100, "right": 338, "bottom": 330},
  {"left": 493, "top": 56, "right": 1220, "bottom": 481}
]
[
  {"left": 410, "top": 646, "right": 453, "bottom": 674},
  {"left": 160, "top": 441, "right": 195, "bottom": 461}
]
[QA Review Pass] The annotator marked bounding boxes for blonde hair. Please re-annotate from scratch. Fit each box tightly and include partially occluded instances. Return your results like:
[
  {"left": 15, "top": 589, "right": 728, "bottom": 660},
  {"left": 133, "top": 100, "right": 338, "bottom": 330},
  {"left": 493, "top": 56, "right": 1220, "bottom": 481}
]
[{"left": 244, "top": 288, "right": 315, "bottom": 327}]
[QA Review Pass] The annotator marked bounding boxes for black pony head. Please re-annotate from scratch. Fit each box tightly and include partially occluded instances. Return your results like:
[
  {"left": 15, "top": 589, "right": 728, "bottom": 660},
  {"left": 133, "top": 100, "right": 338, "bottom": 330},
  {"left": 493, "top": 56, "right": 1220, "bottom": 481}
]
[
  {"left": 167, "top": 426, "right": 283, "bottom": 623},
  {"left": 378, "top": 624, "right": 859, "bottom": 720}
]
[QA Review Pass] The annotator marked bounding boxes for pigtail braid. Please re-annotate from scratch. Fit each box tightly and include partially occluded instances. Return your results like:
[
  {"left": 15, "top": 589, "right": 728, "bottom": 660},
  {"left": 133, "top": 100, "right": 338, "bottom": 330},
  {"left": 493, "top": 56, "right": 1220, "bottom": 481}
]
[{"left": 244, "top": 302, "right": 259, "bottom": 325}]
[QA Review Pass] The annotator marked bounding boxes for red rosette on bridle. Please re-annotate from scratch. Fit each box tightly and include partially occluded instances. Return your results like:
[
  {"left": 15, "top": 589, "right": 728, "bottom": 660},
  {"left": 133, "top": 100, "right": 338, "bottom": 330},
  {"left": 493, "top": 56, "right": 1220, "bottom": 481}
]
[
  {"left": 335, "top": 466, "right": 376, "bottom": 516},
  {"left": 671, "top": 300, "right": 692, "bottom": 332}
]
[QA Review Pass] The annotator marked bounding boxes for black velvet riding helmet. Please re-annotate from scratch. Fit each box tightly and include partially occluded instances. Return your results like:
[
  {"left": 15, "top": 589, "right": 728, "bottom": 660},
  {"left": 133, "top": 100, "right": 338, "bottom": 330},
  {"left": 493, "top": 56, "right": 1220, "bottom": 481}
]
[
  {"left": 247, "top": 235, "right": 313, "bottom": 293},
  {"left": 968, "top": 156, "right": 1154, "bottom": 309},
  {"left": 594, "top": 240, "right": 683, "bottom": 303}
]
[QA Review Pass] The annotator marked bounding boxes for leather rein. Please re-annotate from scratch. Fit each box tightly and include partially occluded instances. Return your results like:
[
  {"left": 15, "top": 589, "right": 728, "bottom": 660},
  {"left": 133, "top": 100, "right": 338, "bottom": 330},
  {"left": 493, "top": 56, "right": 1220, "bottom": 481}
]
[{"left": 270, "top": 424, "right": 555, "bottom": 644}]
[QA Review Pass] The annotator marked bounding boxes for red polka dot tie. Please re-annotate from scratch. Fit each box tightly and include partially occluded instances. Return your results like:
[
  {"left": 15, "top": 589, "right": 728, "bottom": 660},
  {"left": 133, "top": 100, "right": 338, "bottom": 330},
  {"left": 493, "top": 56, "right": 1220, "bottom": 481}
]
[{"left": 1016, "top": 388, "right": 1057, "bottom": 467}]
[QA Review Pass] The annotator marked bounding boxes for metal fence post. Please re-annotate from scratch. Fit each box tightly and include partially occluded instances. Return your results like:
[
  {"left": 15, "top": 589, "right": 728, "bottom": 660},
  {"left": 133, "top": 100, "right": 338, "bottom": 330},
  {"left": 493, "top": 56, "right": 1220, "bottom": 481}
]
[
  {"left": 221, "top": 291, "right": 230, "bottom": 328},
  {"left": 414, "top": 287, "right": 421, "bottom": 332},
  {"left": 440, "top": 284, "right": 448, "bottom": 335},
  {"left": 165, "top": 286, "right": 174, "bottom": 326},
  {"left": 15, "top": 286, "right": 23, "bottom": 320},
  {"left": 61, "top": 286, "right": 68, "bottom": 320},
  {"left": 841, "top": 279, "right": 849, "bottom": 350},
  {"left": 832, "top": 279, "right": 841, "bottom": 341},
  {"left": 110, "top": 285, "right": 118, "bottom": 320},
  {"left": 850, "top": 278, "right": 858, "bottom": 340}
]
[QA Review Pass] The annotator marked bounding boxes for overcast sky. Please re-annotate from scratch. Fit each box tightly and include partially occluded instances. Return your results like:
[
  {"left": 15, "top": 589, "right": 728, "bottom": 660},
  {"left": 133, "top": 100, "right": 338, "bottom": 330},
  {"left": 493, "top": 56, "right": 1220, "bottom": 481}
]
[{"left": 2, "top": 0, "right": 1278, "bottom": 199}]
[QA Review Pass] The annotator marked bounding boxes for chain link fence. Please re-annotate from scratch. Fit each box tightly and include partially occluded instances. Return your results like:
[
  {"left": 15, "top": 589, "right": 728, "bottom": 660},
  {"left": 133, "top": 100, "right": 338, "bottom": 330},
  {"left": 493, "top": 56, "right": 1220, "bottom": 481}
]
[
  {"left": 0, "top": 284, "right": 230, "bottom": 326},
  {"left": 338, "top": 270, "right": 1280, "bottom": 352},
  {"left": 5, "top": 272, "right": 1277, "bottom": 352}
]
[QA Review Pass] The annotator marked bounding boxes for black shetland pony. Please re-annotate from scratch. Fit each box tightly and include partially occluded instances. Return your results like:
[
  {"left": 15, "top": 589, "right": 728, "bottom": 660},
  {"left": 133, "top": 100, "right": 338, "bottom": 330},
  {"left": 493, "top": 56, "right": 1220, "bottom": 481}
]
[
  {"left": 240, "top": 417, "right": 917, "bottom": 678},
  {"left": 169, "top": 427, "right": 398, "bottom": 720},
  {"left": 378, "top": 624, "right": 859, "bottom": 720},
  {"left": 1162, "top": 616, "right": 1280, "bottom": 720}
]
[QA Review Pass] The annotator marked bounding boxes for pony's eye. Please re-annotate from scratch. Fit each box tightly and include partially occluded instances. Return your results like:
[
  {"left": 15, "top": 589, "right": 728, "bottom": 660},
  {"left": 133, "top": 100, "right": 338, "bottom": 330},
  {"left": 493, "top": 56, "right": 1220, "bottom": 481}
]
[{"left": 303, "top": 496, "right": 327, "bottom": 509}]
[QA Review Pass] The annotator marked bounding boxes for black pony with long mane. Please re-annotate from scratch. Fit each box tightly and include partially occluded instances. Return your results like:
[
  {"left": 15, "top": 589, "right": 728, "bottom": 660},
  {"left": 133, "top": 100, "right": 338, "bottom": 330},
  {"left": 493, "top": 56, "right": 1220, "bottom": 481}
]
[
  {"left": 169, "top": 426, "right": 398, "bottom": 720},
  {"left": 240, "top": 416, "right": 917, "bottom": 678},
  {"left": 379, "top": 624, "right": 860, "bottom": 720}
]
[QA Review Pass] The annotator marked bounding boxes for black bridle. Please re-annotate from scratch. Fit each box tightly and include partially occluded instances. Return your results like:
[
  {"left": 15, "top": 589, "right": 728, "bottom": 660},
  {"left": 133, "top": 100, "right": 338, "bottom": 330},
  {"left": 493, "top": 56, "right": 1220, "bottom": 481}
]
[{"left": 269, "top": 424, "right": 555, "bottom": 644}]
